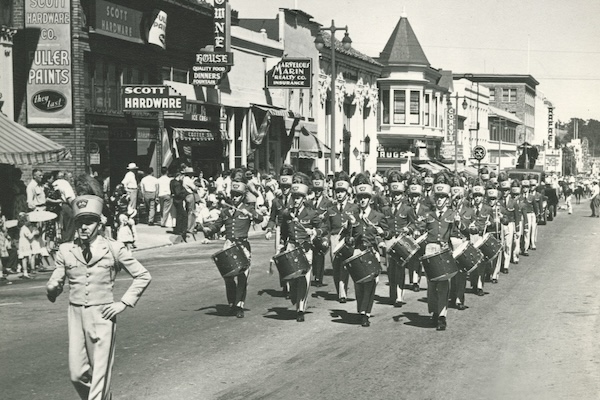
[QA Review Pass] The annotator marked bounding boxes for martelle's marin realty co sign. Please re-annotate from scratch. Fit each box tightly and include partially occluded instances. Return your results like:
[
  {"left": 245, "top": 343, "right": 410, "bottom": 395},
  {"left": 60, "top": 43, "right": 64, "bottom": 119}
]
[
  {"left": 122, "top": 86, "right": 185, "bottom": 111},
  {"left": 266, "top": 58, "right": 312, "bottom": 88}
]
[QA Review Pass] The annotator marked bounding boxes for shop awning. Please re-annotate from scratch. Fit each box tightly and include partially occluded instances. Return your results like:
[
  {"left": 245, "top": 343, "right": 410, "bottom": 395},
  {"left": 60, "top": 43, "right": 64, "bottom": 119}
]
[
  {"left": 413, "top": 161, "right": 449, "bottom": 174},
  {"left": 173, "top": 128, "right": 216, "bottom": 142},
  {"left": 253, "top": 104, "right": 302, "bottom": 118},
  {"left": 291, "top": 128, "right": 332, "bottom": 159},
  {"left": 0, "top": 113, "right": 71, "bottom": 165}
]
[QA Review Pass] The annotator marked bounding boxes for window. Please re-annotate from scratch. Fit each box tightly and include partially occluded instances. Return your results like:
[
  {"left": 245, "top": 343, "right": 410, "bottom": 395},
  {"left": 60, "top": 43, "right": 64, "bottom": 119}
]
[
  {"left": 502, "top": 88, "right": 517, "bottom": 102},
  {"left": 381, "top": 89, "right": 390, "bottom": 124},
  {"left": 434, "top": 96, "right": 438, "bottom": 127},
  {"left": 490, "top": 88, "right": 495, "bottom": 102},
  {"left": 424, "top": 94, "right": 430, "bottom": 126},
  {"left": 393, "top": 90, "right": 406, "bottom": 124},
  {"left": 409, "top": 91, "right": 420, "bottom": 124}
]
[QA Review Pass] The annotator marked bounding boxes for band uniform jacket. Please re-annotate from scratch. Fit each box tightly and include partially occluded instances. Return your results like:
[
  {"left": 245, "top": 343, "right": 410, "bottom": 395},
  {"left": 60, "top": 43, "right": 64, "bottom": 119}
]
[
  {"left": 411, "top": 200, "right": 431, "bottom": 236},
  {"left": 499, "top": 196, "right": 521, "bottom": 225},
  {"left": 309, "top": 195, "right": 334, "bottom": 221},
  {"left": 282, "top": 205, "right": 326, "bottom": 247},
  {"left": 47, "top": 236, "right": 151, "bottom": 307},
  {"left": 421, "top": 188, "right": 436, "bottom": 210},
  {"left": 424, "top": 208, "right": 458, "bottom": 246},
  {"left": 205, "top": 203, "right": 263, "bottom": 241},
  {"left": 451, "top": 201, "right": 475, "bottom": 240},
  {"left": 326, "top": 201, "right": 360, "bottom": 238},
  {"left": 473, "top": 203, "right": 503, "bottom": 236},
  {"left": 520, "top": 193, "right": 539, "bottom": 215},
  {"left": 382, "top": 202, "right": 416, "bottom": 239},
  {"left": 352, "top": 208, "right": 388, "bottom": 252},
  {"left": 266, "top": 194, "right": 292, "bottom": 241}
]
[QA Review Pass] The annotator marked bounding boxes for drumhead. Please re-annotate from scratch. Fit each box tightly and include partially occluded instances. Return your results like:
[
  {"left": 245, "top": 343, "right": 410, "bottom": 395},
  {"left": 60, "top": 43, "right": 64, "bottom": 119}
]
[
  {"left": 344, "top": 250, "right": 368, "bottom": 264},
  {"left": 332, "top": 238, "right": 346, "bottom": 254},
  {"left": 420, "top": 248, "right": 450, "bottom": 260},
  {"left": 452, "top": 241, "right": 469, "bottom": 258},
  {"left": 415, "top": 233, "right": 427, "bottom": 244}
]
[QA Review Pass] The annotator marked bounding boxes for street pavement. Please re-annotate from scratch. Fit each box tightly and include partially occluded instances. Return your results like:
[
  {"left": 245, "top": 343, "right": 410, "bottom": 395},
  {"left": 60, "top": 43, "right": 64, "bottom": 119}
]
[{"left": 1, "top": 201, "right": 599, "bottom": 399}]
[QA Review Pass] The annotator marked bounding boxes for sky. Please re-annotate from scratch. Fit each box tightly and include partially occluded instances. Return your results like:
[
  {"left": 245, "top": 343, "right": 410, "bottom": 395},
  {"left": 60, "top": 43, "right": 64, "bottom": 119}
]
[{"left": 228, "top": 0, "right": 600, "bottom": 122}]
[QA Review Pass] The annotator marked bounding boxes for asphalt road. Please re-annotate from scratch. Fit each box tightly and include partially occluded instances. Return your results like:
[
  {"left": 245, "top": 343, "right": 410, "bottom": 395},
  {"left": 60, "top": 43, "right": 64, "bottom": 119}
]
[{"left": 1, "top": 202, "right": 599, "bottom": 400}]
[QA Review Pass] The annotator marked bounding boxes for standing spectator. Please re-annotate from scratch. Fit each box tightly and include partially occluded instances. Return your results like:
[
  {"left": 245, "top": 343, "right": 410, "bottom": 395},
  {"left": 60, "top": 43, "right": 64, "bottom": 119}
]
[
  {"left": 117, "top": 206, "right": 138, "bottom": 250},
  {"left": 590, "top": 179, "right": 600, "bottom": 218},
  {"left": 52, "top": 175, "right": 76, "bottom": 242},
  {"left": 564, "top": 182, "right": 573, "bottom": 215},
  {"left": 10, "top": 168, "right": 28, "bottom": 219},
  {"left": 215, "top": 171, "right": 226, "bottom": 195},
  {"left": 140, "top": 168, "right": 159, "bottom": 225},
  {"left": 157, "top": 167, "right": 173, "bottom": 228},
  {"left": 263, "top": 174, "right": 278, "bottom": 211},
  {"left": 0, "top": 205, "right": 10, "bottom": 282},
  {"left": 43, "top": 172, "right": 62, "bottom": 250},
  {"left": 244, "top": 169, "right": 261, "bottom": 209},
  {"left": 17, "top": 212, "right": 37, "bottom": 279},
  {"left": 121, "top": 163, "right": 139, "bottom": 212},
  {"left": 170, "top": 167, "right": 188, "bottom": 238},
  {"left": 223, "top": 170, "right": 232, "bottom": 197},
  {"left": 101, "top": 168, "right": 111, "bottom": 200},
  {"left": 26, "top": 168, "right": 47, "bottom": 211},
  {"left": 181, "top": 167, "right": 198, "bottom": 233}
]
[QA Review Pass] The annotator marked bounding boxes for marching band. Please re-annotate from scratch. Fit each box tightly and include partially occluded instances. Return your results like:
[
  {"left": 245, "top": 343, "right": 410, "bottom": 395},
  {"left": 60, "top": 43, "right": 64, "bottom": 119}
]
[{"left": 205, "top": 165, "right": 553, "bottom": 330}]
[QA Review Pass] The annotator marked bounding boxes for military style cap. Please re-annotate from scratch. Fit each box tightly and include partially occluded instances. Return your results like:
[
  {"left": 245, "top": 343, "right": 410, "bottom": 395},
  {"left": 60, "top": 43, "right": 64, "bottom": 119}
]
[
  {"left": 291, "top": 183, "right": 309, "bottom": 196},
  {"left": 334, "top": 180, "right": 350, "bottom": 191},
  {"left": 433, "top": 184, "right": 451, "bottom": 197},
  {"left": 280, "top": 175, "right": 293, "bottom": 185},
  {"left": 472, "top": 185, "right": 485, "bottom": 196},
  {"left": 486, "top": 188, "right": 499, "bottom": 199},
  {"left": 72, "top": 195, "right": 104, "bottom": 220},
  {"left": 481, "top": 173, "right": 490, "bottom": 181},
  {"left": 230, "top": 181, "right": 247, "bottom": 194},
  {"left": 408, "top": 184, "right": 423, "bottom": 195},
  {"left": 521, "top": 180, "right": 530, "bottom": 187},
  {"left": 390, "top": 182, "right": 405, "bottom": 193},
  {"left": 530, "top": 178, "right": 538, "bottom": 185},
  {"left": 499, "top": 180, "right": 511, "bottom": 190},
  {"left": 312, "top": 179, "right": 325, "bottom": 189},
  {"left": 510, "top": 186, "right": 521, "bottom": 194},
  {"left": 355, "top": 184, "right": 373, "bottom": 196},
  {"left": 451, "top": 186, "right": 465, "bottom": 198},
  {"left": 423, "top": 177, "right": 434, "bottom": 184}
]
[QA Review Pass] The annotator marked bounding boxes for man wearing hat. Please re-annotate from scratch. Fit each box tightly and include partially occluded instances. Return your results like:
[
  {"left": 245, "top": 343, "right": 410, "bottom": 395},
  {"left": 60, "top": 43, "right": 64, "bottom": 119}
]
[
  {"left": 406, "top": 182, "right": 429, "bottom": 292},
  {"left": 46, "top": 195, "right": 151, "bottom": 400},
  {"left": 510, "top": 180, "right": 528, "bottom": 264},
  {"left": 519, "top": 180, "right": 538, "bottom": 256},
  {"left": 498, "top": 180, "right": 520, "bottom": 272},
  {"left": 280, "top": 177, "right": 325, "bottom": 322},
  {"left": 383, "top": 180, "right": 416, "bottom": 307},
  {"left": 482, "top": 187, "right": 506, "bottom": 283},
  {"left": 323, "top": 173, "right": 359, "bottom": 303},
  {"left": 528, "top": 177, "right": 542, "bottom": 250},
  {"left": 203, "top": 181, "right": 264, "bottom": 318},
  {"left": 421, "top": 173, "right": 435, "bottom": 210},
  {"left": 121, "top": 163, "right": 139, "bottom": 212},
  {"left": 309, "top": 170, "right": 334, "bottom": 287},
  {"left": 351, "top": 174, "right": 388, "bottom": 327},
  {"left": 422, "top": 183, "right": 461, "bottom": 330}
]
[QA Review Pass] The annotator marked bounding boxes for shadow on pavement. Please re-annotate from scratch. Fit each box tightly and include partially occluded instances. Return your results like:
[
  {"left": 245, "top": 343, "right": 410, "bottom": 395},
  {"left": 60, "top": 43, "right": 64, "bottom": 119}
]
[
  {"left": 257, "top": 288, "right": 287, "bottom": 298},
  {"left": 311, "top": 290, "right": 338, "bottom": 301},
  {"left": 329, "top": 309, "right": 361, "bottom": 325},
  {"left": 263, "top": 307, "right": 302, "bottom": 320},
  {"left": 397, "top": 311, "right": 434, "bottom": 329},
  {"left": 198, "top": 304, "right": 235, "bottom": 317}
]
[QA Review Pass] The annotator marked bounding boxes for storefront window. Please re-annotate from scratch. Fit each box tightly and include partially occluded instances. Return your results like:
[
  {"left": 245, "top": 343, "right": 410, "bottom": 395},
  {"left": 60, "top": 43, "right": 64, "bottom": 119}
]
[
  {"left": 94, "top": 60, "right": 105, "bottom": 108},
  {"left": 393, "top": 90, "right": 405, "bottom": 124},
  {"left": 409, "top": 91, "right": 420, "bottom": 125}
]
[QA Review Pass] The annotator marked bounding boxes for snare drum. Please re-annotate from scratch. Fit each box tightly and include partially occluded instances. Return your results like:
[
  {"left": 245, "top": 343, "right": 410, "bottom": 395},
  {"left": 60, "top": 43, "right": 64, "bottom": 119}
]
[
  {"left": 273, "top": 248, "right": 310, "bottom": 281},
  {"left": 452, "top": 241, "right": 484, "bottom": 274},
  {"left": 389, "top": 234, "right": 420, "bottom": 264},
  {"left": 420, "top": 248, "right": 459, "bottom": 282},
  {"left": 212, "top": 245, "right": 250, "bottom": 278},
  {"left": 475, "top": 233, "right": 502, "bottom": 260},
  {"left": 332, "top": 238, "right": 354, "bottom": 263},
  {"left": 344, "top": 251, "right": 381, "bottom": 284},
  {"left": 415, "top": 233, "right": 428, "bottom": 252}
]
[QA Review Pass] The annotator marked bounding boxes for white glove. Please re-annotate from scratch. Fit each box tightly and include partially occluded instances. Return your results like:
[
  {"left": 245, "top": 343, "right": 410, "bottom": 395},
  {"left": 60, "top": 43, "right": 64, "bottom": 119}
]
[{"left": 265, "top": 231, "right": 273, "bottom": 240}]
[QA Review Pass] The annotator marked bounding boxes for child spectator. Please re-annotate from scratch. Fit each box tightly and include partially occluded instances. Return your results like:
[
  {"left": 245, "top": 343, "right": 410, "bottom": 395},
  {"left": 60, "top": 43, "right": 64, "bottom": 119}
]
[
  {"left": 31, "top": 222, "right": 52, "bottom": 272},
  {"left": 117, "top": 205, "right": 138, "bottom": 250},
  {"left": 0, "top": 205, "right": 11, "bottom": 283},
  {"left": 17, "top": 212, "right": 37, "bottom": 279}
]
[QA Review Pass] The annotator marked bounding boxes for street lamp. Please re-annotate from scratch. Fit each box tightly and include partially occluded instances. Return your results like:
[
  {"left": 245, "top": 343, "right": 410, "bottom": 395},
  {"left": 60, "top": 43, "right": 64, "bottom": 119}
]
[{"left": 315, "top": 21, "right": 352, "bottom": 174}]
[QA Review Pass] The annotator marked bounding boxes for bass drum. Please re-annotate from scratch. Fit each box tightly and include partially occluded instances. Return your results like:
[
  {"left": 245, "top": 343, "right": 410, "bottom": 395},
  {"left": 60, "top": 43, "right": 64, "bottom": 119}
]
[
  {"left": 420, "top": 248, "right": 459, "bottom": 282},
  {"left": 452, "top": 241, "right": 484, "bottom": 274},
  {"left": 475, "top": 233, "right": 502, "bottom": 260},
  {"left": 344, "top": 251, "right": 381, "bottom": 284},
  {"left": 273, "top": 247, "right": 310, "bottom": 281},
  {"left": 211, "top": 245, "right": 250, "bottom": 278}
]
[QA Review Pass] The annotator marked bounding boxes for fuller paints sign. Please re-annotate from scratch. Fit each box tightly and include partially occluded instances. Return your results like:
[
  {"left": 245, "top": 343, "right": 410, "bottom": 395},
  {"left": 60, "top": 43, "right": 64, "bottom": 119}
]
[
  {"left": 25, "top": 0, "right": 73, "bottom": 125},
  {"left": 266, "top": 58, "right": 312, "bottom": 88}
]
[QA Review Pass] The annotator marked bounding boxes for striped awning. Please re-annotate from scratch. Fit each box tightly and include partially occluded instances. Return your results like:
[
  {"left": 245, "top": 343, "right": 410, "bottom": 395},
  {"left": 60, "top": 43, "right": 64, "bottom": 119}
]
[
  {"left": 0, "top": 113, "right": 71, "bottom": 165},
  {"left": 173, "top": 128, "right": 216, "bottom": 142}
]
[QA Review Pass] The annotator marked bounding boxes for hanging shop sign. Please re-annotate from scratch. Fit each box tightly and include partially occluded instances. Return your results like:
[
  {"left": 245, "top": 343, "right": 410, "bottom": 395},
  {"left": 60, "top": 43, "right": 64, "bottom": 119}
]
[
  {"left": 25, "top": 0, "right": 73, "bottom": 125},
  {"left": 213, "top": 0, "right": 230, "bottom": 51},
  {"left": 122, "top": 85, "right": 185, "bottom": 111},
  {"left": 192, "top": 51, "right": 233, "bottom": 86},
  {"left": 547, "top": 106, "right": 554, "bottom": 149},
  {"left": 447, "top": 106, "right": 455, "bottom": 142},
  {"left": 95, "top": 0, "right": 144, "bottom": 43},
  {"left": 266, "top": 58, "right": 312, "bottom": 88}
]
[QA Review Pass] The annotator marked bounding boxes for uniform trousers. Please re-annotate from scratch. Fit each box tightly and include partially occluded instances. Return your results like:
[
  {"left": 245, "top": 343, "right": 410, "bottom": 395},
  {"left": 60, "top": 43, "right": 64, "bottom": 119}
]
[
  {"left": 468, "top": 234, "right": 485, "bottom": 289},
  {"left": 449, "top": 237, "right": 467, "bottom": 306},
  {"left": 529, "top": 214, "right": 538, "bottom": 250},
  {"left": 501, "top": 222, "right": 515, "bottom": 271},
  {"left": 425, "top": 243, "right": 449, "bottom": 317},
  {"left": 312, "top": 250, "right": 325, "bottom": 284},
  {"left": 385, "top": 238, "right": 405, "bottom": 303},
  {"left": 329, "top": 234, "right": 350, "bottom": 300},
  {"left": 286, "top": 243, "right": 312, "bottom": 312},
  {"left": 224, "top": 240, "right": 251, "bottom": 308},
  {"left": 513, "top": 221, "right": 523, "bottom": 262},
  {"left": 68, "top": 304, "right": 116, "bottom": 400},
  {"left": 354, "top": 249, "right": 379, "bottom": 315},
  {"left": 522, "top": 213, "right": 536, "bottom": 252}
]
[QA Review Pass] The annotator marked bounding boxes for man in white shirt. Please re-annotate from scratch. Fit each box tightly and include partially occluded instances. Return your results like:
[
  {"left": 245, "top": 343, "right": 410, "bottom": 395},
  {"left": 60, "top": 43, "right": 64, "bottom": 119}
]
[
  {"left": 121, "top": 163, "right": 139, "bottom": 212},
  {"left": 157, "top": 167, "right": 173, "bottom": 227},
  {"left": 52, "top": 177, "right": 77, "bottom": 242},
  {"left": 590, "top": 179, "right": 600, "bottom": 218},
  {"left": 26, "top": 168, "right": 46, "bottom": 211},
  {"left": 140, "top": 168, "right": 159, "bottom": 225},
  {"left": 181, "top": 167, "right": 198, "bottom": 232}
]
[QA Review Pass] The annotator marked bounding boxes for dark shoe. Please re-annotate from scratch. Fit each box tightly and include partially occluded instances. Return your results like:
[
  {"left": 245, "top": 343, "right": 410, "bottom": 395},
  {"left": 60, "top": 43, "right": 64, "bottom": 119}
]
[
  {"left": 477, "top": 289, "right": 484, "bottom": 297},
  {"left": 457, "top": 304, "right": 466, "bottom": 310},
  {"left": 530, "top": 247, "right": 537, "bottom": 251},
  {"left": 413, "top": 283, "right": 420, "bottom": 292},
  {"left": 492, "top": 279, "right": 498, "bottom": 284},
  {"left": 339, "top": 297, "right": 347, "bottom": 304},
  {"left": 236, "top": 307, "right": 245, "bottom": 318},
  {"left": 431, "top": 313, "right": 439, "bottom": 321},
  {"left": 296, "top": 311, "right": 305, "bottom": 322},
  {"left": 361, "top": 315, "right": 370, "bottom": 327},
  {"left": 522, "top": 252, "right": 529, "bottom": 257},
  {"left": 19, "top": 275, "right": 32, "bottom": 280},
  {"left": 394, "top": 301, "right": 403, "bottom": 308},
  {"left": 229, "top": 305, "right": 237, "bottom": 316},
  {"left": 436, "top": 317, "right": 447, "bottom": 331}
]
